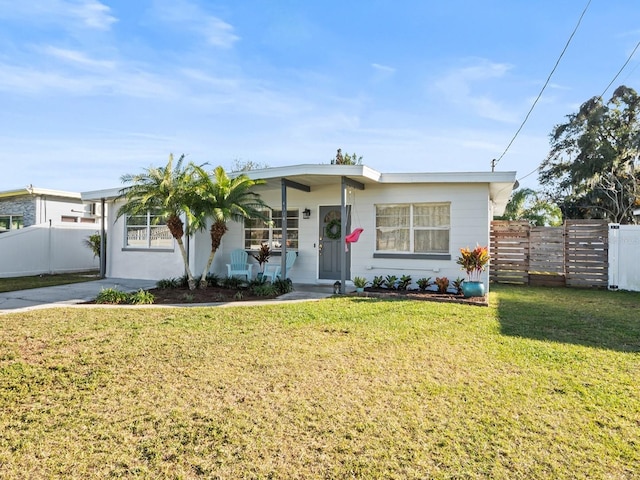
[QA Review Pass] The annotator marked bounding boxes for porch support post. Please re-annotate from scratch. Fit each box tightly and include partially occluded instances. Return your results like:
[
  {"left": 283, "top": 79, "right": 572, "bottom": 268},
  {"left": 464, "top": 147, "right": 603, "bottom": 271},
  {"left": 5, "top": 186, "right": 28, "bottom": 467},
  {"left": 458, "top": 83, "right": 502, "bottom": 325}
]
[
  {"left": 339, "top": 176, "right": 364, "bottom": 294},
  {"left": 279, "top": 178, "right": 311, "bottom": 280},
  {"left": 99, "top": 197, "right": 106, "bottom": 279},
  {"left": 340, "top": 177, "right": 348, "bottom": 293},
  {"left": 281, "top": 179, "right": 288, "bottom": 280}
]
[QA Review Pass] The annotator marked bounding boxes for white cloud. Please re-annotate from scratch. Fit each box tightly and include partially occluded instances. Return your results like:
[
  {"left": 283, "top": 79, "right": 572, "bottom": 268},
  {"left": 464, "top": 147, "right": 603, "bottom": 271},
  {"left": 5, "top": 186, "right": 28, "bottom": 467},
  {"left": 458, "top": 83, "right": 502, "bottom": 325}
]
[
  {"left": 371, "top": 63, "right": 396, "bottom": 74},
  {"left": 433, "top": 59, "right": 518, "bottom": 123},
  {"left": 0, "top": 61, "right": 177, "bottom": 98},
  {"left": 40, "top": 46, "right": 116, "bottom": 70},
  {"left": 0, "top": 0, "right": 116, "bottom": 30},
  {"left": 69, "top": 0, "right": 116, "bottom": 30},
  {"left": 152, "top": 0, "right": 239, "bottom": 48}
]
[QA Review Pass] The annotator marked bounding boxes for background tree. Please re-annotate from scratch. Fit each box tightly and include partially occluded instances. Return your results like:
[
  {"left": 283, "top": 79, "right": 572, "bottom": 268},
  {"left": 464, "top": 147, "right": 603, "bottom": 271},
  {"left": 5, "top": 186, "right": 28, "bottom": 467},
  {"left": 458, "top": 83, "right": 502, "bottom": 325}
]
[
  {"left": 539, "top": 85, "right": 640, "bottom": 224},
  {"left": 496, "top": 188, "right": 563, "bottom": 226},
  {"left": 331, "top": 148, "right": 363, "bottom": 165},
  {"left": 117, "top": 154, "right": 201, "bottom": 289},
  {"left": 192, "top": 166, "right": 270, "bottom": 288},
  {"left": 230, "top": 159, "right": 269, "bottom": 172}
]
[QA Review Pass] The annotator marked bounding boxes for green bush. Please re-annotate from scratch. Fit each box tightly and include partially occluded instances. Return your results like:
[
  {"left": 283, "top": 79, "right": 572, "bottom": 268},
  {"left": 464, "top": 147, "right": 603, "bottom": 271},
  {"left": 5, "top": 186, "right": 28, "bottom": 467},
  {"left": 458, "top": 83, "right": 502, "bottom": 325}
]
[
  {"left": 95, "top": 288, "right": 155, "bottom": 305},
  {"left": 453, "top": 277, "right": 465, "bottom": 295},
  {"left": 95, "top": 288, "right": 130, "bottom": 304},
  {"left": 371, "top": 275, "right": 385, "bottom": 288},
  {"left": 156, "top": 278, "right": 179, "bottom": 289},
  {"left": 222, "top": 276, "right": 245, "bottom": 290},
  {"left": 397, "top": 274, "right": 412, "bottom": 290},
  {"left": 251, "top": 283, "right": 278, "bottom": 297},
  {"left": 384, "top": 275, "right": 398, "bottom": 290},
  {"left": 205, "top": 273, "right": 221, "bottom": 287},
  {"left": 272, "top": 278, "right": 293, "bottom": 295},
  {"left": 129, "top": 289, "right": 155, "bottom": 305},
  {"left": 416, "top": 277, "right": 433, "bottom": 291}
]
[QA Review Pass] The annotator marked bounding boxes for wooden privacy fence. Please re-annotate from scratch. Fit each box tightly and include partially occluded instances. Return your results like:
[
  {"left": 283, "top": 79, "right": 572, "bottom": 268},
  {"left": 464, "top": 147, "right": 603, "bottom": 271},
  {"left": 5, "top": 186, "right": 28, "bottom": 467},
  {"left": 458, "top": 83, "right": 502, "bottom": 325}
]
[{"left": 490, "top": 219, "right": 609, "bottom": 288}]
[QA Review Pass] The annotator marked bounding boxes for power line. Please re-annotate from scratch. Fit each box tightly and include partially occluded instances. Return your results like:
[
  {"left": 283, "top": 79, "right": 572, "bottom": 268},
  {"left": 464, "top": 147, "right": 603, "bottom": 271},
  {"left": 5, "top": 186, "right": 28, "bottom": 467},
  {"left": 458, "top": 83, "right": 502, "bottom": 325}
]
[
  {"left": 493, "top": 0, "right": 592, "bottom": 169},
  {"left": 599, "top": 39, "right": 640, "bottom": 99}
]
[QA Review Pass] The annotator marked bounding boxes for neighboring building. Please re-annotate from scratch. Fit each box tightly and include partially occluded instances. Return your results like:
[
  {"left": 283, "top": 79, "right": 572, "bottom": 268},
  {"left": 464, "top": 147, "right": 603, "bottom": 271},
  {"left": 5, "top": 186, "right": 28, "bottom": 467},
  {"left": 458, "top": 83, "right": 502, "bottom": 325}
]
[
  {"left": 81, "top": 164, "right": 517, "bottom": 292},
  {"left": 0, "top": 186, "right": 98, "bottom": 233}
]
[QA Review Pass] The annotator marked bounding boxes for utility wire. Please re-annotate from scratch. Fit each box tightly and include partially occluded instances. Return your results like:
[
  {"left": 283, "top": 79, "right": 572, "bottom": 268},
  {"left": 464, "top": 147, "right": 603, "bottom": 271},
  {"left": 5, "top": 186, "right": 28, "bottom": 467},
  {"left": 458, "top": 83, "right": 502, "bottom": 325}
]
[
  {"left": 599, "top": 39, "right": 640, "bottom": 99},
  {"left": 493, "top": 0, "right": 592, "bottom": 169}
]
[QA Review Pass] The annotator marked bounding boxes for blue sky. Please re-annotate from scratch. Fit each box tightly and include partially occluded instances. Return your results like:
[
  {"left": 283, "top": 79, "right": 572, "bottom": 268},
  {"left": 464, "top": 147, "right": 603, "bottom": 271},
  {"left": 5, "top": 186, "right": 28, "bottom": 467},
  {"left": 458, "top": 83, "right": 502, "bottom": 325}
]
[{"left": 1, "top": 0, "right": 639, "bottom": 192}]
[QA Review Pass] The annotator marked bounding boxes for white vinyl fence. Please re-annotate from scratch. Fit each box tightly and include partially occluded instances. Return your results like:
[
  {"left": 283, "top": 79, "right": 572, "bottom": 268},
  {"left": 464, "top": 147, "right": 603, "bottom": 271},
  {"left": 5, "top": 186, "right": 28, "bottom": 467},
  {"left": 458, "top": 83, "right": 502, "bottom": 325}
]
[
  {"left": 0, "top": 222, "right": 99, "bottom": 278},
  {"left": 608, "top": 224, "right": 640, "bottom": 292}
]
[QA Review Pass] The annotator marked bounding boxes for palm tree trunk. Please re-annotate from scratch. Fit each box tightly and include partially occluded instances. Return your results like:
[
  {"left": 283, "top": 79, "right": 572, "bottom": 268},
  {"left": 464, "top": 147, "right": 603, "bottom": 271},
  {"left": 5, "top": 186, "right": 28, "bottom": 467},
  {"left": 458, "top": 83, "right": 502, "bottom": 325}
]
[
  {"left": 198, "top": 220, "right": 228, "bottom": 289},
  {"left": 175, "top": 237, "right": 196, "bottom": 290}
]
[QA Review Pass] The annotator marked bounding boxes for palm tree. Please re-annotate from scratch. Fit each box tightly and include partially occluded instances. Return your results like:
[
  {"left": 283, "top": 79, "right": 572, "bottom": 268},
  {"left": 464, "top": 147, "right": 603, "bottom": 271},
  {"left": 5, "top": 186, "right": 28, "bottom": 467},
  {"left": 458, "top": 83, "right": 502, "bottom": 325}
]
[
  {"left": 117, "top": 154, "right": 201, "bottom": 290},
  {"left": 497, "top": 188, "right": 562, "bottom": 226},
  {"left": 193, "top": 165, "right": 270, "bottom": 289}
]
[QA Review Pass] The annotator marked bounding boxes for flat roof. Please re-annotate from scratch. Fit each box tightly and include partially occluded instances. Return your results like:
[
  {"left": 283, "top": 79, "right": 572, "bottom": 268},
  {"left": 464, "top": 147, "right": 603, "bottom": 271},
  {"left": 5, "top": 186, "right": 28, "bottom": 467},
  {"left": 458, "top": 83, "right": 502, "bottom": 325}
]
[
  {"left": 81, "top": 164, "right": 518, "bottom": 210},
  {"left": 0, "top": 187, "right": 81, "bottom": 200}
]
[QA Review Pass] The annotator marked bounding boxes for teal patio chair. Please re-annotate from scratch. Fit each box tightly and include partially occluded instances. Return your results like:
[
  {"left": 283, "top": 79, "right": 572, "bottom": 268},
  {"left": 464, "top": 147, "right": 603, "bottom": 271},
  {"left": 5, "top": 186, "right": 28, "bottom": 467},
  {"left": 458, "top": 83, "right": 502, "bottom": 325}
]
[
  {"left": 226, "top": 249, "right": 253, "bottom": 280},
  {"left": 263, "top": 250, "right": 297, "bottom": 282}
]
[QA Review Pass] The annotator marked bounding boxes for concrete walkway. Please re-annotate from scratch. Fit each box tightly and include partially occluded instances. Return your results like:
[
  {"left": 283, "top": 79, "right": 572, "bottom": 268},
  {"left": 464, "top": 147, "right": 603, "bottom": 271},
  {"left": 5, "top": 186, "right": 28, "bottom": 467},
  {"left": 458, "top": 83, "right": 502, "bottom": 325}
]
[
  {"left": 0, "top": 278, "right": 157, "bottom": 314},
  {"left": 0, "top": 279, "right": 334, "bottom": 314}
]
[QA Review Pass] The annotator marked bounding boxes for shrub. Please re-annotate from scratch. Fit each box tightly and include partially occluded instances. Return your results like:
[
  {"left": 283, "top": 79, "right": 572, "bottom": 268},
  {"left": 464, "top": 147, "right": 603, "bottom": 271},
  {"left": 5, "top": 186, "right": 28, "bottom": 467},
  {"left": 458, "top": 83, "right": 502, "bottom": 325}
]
[
  {"left": 435, "top": 277, "right": 449, "bottom": 294},
  {"left": 397, "top": 274, "right": 412, "bottom": 290},
  {"left": 95, "top": 288, "right": 130, "bottom": 304},
  {"left": 272, "top": 278, "right": 293, "bottom": 295},
  {"left": 83, "top": 232, "right": 104, "bottom": 258},
  {"left": 205, "top": 273, "right": 221, "bottom": 287},
  {"left": 416, "top": 277, "right": 433, "bottom": 291},
  {"left": 221, "top": 276, "right": 245, "bottom": 290},
  {"left": 181, "top": 293, "right": 195, "bottom": 303},
  {"left": 156, "top": 278, "right": 179, "bottom": 289},
  {"left": 384, "top": 275, "right": 398, "bottom": 290},
  {"left": 251, "top": 283, "right": 278, "bottom": 297},
  {"left": 129, "top": 289, "right": 155, "bottom": 305},
  {"left": 453, "top": 277, "right": 465, "bottom": 295},
  {"left": 353, "top": 276, "right": 367, "bottom": 288},
  {"left": 371, "top": 276, "right": 385, "bottom": 289},
  {"left": 175, "top": 274, "right": 190, "bottom": 288}
]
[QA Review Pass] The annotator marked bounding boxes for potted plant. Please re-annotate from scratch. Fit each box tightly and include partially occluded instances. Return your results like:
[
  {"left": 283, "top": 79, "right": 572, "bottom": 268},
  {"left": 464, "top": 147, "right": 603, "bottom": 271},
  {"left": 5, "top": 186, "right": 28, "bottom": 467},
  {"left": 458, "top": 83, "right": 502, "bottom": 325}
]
[
  {"left": 456, "top": 244, "right": 490, "bottom": 297},
  {"left": 352, "top": 276, "right": 367, "bottom": 293},
  {"left": 251, "top": 243, "right": 271, "bottom": 280}
]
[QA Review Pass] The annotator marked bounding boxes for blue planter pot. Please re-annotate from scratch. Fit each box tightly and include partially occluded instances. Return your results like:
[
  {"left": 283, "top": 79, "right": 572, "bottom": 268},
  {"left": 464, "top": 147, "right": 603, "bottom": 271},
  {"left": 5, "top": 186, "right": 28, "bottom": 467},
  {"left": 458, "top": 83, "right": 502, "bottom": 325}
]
[{"left": 461, "top": 281, "right": 485, "bottom": 298}]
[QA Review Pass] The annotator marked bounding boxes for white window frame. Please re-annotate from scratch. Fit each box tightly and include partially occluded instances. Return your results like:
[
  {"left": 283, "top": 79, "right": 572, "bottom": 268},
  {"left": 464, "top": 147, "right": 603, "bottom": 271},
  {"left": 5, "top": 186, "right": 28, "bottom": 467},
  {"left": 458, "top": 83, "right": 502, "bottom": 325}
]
[
  {"left": 375, "top": 202, "right": 450, "bottom": 255},
  {"left": 123, "top": 211, "right": 174, "bottom": 250},
  {"left": 244, "top": 209, "right": 299, "bottom": 251}
]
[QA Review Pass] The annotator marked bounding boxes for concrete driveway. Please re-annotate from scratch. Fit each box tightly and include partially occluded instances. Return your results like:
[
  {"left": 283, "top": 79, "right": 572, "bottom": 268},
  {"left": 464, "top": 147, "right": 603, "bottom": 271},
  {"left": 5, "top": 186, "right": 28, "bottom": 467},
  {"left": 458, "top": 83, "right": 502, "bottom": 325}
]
[
  {"left": 0, "top": 279, "right": 334, "bottom": 314},
  {"left": 0, "top": 278, "right": 157, "bottom": 314}
]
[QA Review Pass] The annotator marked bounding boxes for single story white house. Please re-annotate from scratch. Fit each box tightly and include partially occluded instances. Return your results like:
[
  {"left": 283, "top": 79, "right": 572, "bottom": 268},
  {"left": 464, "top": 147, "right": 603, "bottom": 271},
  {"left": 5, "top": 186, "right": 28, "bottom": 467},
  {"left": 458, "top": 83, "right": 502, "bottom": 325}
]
[{"left": 81, "top": 164, "right": 517, "bottom": 292}]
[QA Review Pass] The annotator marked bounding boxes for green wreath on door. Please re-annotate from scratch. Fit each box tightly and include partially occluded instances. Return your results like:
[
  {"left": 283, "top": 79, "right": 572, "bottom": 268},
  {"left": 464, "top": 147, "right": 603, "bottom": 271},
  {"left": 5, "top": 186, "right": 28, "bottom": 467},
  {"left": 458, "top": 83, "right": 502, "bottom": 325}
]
[{"left": 325, "top": 218, "right": 342, "bottom": 240}]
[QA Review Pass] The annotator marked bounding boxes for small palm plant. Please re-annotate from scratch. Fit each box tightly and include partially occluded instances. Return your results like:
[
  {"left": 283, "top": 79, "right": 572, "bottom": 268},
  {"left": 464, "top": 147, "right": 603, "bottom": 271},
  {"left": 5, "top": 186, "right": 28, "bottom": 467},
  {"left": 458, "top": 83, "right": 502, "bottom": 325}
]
[{"left": 416, "top": 277, "right": 432, "bottom": 291}]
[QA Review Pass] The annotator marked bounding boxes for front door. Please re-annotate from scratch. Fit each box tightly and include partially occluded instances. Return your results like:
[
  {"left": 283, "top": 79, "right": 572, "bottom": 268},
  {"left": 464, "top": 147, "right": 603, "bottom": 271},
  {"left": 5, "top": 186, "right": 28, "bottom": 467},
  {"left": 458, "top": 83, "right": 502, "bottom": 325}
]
[{"left": 319, "top": 205, "right": 351, "bottom": 280}]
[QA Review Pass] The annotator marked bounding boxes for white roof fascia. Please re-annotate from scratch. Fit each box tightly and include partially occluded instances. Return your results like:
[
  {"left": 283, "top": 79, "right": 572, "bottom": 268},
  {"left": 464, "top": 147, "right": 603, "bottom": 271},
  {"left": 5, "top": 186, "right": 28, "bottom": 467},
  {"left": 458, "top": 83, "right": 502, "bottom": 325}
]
[
  {"left": 378, "top": 171, "right": 517, "bottom": 184},
  {"left": 0, "top": 187, "right": 81, "bottom": 199},
  {"left": 238, "top": 164, "right": 382, "bottom": 183},
  {"left": 81, "top": 187, "right": 123, "bottom": 201}
]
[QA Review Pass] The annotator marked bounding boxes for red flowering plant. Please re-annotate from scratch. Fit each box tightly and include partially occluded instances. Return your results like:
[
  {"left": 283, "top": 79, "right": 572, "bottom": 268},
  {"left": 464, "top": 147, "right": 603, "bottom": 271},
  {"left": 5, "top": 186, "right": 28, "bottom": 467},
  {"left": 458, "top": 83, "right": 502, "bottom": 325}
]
[{"left": 456, "top": 245, "right": 490, "bottom": 282}]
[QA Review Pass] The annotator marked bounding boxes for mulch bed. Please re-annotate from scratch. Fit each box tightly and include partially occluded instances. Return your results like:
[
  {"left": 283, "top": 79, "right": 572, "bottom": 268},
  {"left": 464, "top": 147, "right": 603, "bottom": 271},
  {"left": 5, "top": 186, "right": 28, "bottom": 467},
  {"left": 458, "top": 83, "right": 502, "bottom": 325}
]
[
  {"left": 350, "top": 288, "right": 489, "bottom": 306},
  {"left": 149, "top": 286, "right": 279, "bottom": 304},
  {"left": 88, "top": 285, "right": 487, "bottom": 306}
]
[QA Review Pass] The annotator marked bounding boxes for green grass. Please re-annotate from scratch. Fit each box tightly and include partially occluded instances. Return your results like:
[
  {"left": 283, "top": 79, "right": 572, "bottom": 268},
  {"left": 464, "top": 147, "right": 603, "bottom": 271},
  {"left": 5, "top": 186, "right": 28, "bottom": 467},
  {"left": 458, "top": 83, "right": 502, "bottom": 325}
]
[
  {"left": 0, "top": 271, "right": 99, "bottom": 293},
  {"left": 1, "top": 285, "right": 638, "bottom": 479}
]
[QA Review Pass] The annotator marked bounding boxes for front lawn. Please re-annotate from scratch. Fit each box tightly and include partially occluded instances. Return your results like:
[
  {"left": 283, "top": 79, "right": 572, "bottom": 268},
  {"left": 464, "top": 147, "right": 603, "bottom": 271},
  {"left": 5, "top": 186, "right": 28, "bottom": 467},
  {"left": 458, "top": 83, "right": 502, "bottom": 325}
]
[
  {"left": 1, "top": 285, "right": 638, "bottom": 479},
  {"left": 0, "top": 271, "right": 99, "bottom": 293}
]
